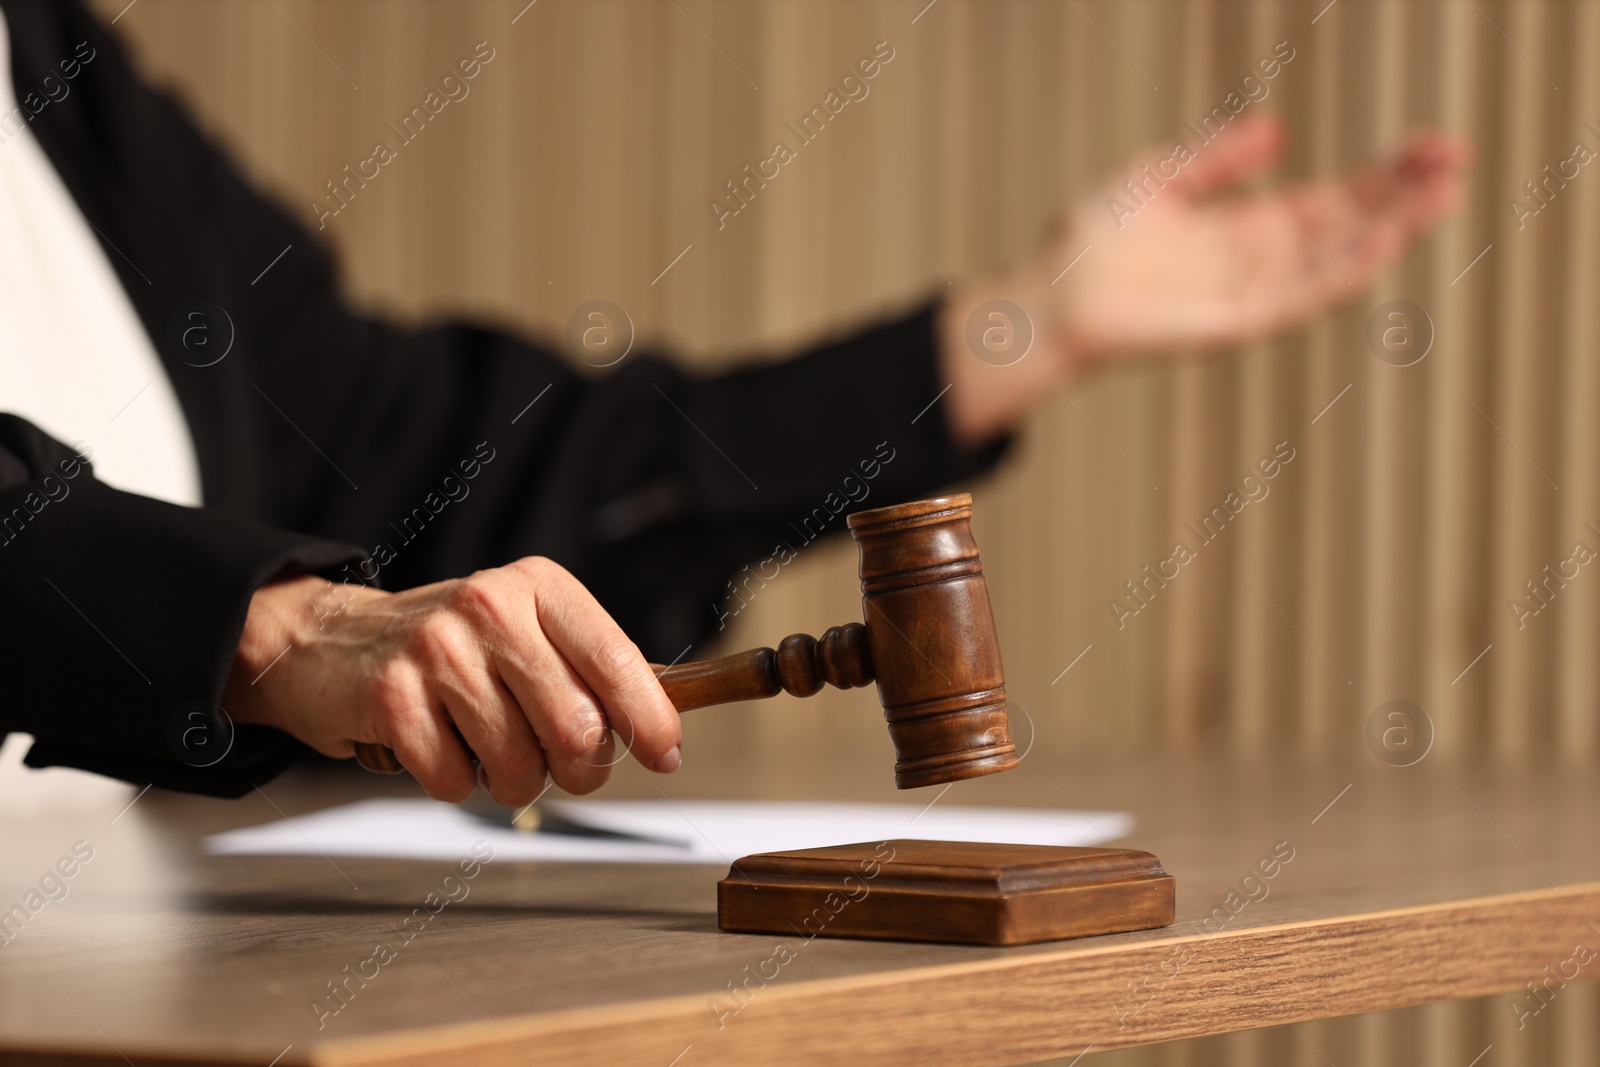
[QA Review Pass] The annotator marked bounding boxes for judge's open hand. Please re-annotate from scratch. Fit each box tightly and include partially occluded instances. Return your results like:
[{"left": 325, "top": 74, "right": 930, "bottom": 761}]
[
  {"left": 941, "top": 112, "right": 1472, "bottom": 445},
  {"left": 224, "top": 558, "right": 682, "bottom": 804}
]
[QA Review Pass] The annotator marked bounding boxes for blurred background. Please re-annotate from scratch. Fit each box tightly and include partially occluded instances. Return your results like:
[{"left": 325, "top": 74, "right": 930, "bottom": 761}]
[{"left": 81, "top": 0, "right": 1598, "bottom": 1062}]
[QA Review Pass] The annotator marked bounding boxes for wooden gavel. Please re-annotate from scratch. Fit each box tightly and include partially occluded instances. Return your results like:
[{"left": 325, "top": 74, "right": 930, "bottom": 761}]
[{"left": 354, "top": 494, "right": 1019, "bottom": 789}]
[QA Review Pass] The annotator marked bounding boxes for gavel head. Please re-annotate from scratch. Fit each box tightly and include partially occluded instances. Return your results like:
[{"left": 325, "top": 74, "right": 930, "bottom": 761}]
[{"left": 846, "top": 494, "right": 1020, "bottom": 789}]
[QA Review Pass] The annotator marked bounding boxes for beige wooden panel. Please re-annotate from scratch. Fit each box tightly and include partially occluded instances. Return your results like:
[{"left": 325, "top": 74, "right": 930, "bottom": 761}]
[{"left": 1557, "top": 0, "right": 1600, "bottom": 759}]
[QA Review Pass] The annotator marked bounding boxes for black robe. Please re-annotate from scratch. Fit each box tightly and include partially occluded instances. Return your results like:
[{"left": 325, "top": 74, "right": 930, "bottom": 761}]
[{"left": 0, "top": 0, "right": 1004, "bottom": 797}]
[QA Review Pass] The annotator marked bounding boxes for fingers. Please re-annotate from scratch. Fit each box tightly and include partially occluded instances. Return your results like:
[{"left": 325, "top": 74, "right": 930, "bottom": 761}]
[
  {"left": 1397, "top": 127, "right": 1474, "bottom": 174},
  {"left": 1166, "top": 111, "right": 1287, "bottom": 199},
  {"left": 1367, "top": 129, "right": 1472, "bottom": 239},
  {"left": 439, "top": 567, "right": 619, "bottom": 796},
  {"left": 315, "top": 558, "right": 678, "bottom": 805},
  {"left": 437, "top": 558, "right": 679, "bottom": 795},
  {"left": 1362, "top": 131, "right": 1471, "bottom": 229},
  {"left": 375, "top": 602, "right": 547, "bottom": 804},
  {"left": 1267, "top": 125, "right": 1471, "bottom": 300},
  {"left": 438, "top": 662, "right": 551, "bottom": 808},
  {"left": 493, "top": 631, "right": 618, "bottom": 796},
  {"left": 523, "top": 559, "right": 683, "bottom": 777},
  {"left": 1051, "top": 118, "right": 1473, "bottom": 357},
  {"left": 379, "top": 679, "right": 479, "bottom": 804}
]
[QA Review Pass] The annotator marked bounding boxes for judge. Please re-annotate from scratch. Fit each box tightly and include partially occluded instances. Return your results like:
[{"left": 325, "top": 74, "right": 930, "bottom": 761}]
[{"left": 0, "top": 0, "right": 1469, "bottom": 805}]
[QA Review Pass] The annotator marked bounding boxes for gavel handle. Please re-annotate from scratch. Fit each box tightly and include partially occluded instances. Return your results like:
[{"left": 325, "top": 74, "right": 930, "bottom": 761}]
[{"left": 352, "top": 621, "right": 874, "bottom": 775}]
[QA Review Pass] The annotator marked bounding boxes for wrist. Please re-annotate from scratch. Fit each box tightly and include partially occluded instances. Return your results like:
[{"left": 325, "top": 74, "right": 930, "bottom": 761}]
[
  {"left": 225, "top": 573, "right": 347, "bottom": 725},
  {"left": 936, "top": 266, "right": 1089, "bottom": 448}
]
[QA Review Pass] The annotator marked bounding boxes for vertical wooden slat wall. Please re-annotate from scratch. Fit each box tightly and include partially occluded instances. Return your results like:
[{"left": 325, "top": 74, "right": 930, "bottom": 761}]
[{"left": 93, "top": 0, "right": 1596, "bottom": 1062}]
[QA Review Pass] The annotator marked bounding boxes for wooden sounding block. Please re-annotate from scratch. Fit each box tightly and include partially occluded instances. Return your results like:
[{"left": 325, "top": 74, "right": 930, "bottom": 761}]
[{"left": 718, "top": 839, "right": 1175, "bottom": 946}]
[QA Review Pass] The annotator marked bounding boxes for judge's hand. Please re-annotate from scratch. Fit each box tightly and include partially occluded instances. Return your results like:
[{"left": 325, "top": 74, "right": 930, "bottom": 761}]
[
  {"left": 224, "top": 558, "right": 682, "bottom": 804},
  {"left": 940, "top": 112, "right": 1472, "bottom": 445}
]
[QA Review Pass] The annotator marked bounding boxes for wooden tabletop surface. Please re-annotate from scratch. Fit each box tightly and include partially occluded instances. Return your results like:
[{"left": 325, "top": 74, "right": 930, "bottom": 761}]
[{"left": 1, "top": 744, "right": 1596, "bottom": 1067}]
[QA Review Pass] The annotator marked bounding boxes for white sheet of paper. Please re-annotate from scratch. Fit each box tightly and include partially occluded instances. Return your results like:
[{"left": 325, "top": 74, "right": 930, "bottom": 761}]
[{"left": 203, "top": 798, "right": 1135, "bottom": 865}]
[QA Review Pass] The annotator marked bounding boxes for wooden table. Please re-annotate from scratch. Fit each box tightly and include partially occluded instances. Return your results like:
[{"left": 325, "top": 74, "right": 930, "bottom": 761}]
[{"left": 1, "top": 748, "right": 1596, "bottom": 1067}]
